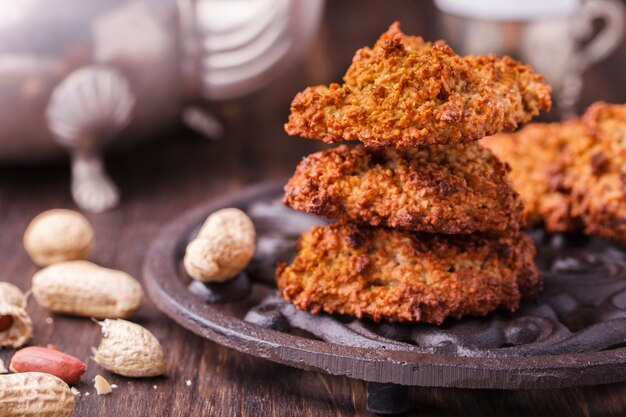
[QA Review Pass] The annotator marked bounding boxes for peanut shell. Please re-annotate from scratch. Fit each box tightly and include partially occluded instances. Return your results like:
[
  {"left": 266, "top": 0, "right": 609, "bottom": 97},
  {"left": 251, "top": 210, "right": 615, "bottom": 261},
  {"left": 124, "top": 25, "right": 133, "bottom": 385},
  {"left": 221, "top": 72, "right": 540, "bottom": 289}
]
[
  {"left": 32, "top": 260, "right": 144, "bottom": 319},
  {"left": 0, "top": 282, "right": 26, "bottom": 307},
  {"left": 94, "top": 374, "right": 112, "bottom": 395},
  {"left": 24, "top": 209, "right": 94, "bottom": 266},
  {"left": 0, "top": 372, "right": 75, "bottom": 417},
  {"left": 0, "top": 282, "right": 32, "bottom": 348},
  {"left": 92, "top": 319, "right": 166, "bottom": 377},
  {"left": 184, "top": 208, "right": 256, "bottom": 282}
]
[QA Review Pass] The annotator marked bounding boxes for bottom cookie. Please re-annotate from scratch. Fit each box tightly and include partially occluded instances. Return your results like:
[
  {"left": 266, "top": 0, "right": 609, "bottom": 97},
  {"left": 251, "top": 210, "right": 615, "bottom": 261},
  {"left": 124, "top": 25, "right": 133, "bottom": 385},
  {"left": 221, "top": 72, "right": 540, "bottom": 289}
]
[{"left": 276, "top": 222, "right": 541, "bottom": 324}]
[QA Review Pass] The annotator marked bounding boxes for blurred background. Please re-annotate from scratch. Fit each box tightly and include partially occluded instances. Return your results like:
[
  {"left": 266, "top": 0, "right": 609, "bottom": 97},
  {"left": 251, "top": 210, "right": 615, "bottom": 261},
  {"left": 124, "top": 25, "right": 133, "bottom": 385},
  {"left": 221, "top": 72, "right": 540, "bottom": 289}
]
[
  {"left": 2, "top": 2, "right": 626, "bottom": 415},
  {"left": 1, "top": 0, "right": 626, "bottom": 214}
]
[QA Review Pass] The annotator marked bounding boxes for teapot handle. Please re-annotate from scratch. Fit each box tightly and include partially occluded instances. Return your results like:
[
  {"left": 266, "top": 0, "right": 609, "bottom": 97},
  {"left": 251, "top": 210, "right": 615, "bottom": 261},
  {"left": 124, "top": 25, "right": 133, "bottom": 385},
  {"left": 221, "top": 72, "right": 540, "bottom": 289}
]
[{"left": 573, "top": 0, "right": 626, "bottom": 72}]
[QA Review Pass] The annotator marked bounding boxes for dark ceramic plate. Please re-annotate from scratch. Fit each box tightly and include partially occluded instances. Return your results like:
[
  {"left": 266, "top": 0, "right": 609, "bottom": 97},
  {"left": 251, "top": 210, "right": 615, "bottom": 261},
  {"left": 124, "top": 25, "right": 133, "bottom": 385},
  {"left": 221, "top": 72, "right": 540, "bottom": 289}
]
[{"left": 143, "top": 181, "right": 626, "bottom": 400}]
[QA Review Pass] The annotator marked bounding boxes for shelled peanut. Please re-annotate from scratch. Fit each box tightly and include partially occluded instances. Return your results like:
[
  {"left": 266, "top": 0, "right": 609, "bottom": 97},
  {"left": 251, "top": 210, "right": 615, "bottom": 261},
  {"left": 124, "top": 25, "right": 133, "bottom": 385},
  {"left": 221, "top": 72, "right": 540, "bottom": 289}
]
[
  {"left": 10, "top": 346, "right": 86, "bottom": 385},
  {"left": 24, "top": 209, "right": 94, "bottom": 266},
  {"left": 32, "top": 260, "right": 144, "bottom": 319},
  {"left": 0, "top": 372, "right": 75, "bottom": 417},
  {"left": 184, "top": 208, "right": 256, "bottom": 282},
  {"left": 0, "top": 282, "right": 33, "bottom": 348}
]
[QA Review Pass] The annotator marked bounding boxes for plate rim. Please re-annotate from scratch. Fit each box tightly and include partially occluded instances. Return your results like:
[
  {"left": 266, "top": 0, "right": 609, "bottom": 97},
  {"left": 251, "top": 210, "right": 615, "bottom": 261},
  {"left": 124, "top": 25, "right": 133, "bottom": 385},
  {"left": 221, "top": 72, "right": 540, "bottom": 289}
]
[{"left": 143, "top": 180, "right": 626, "bottom": 389}]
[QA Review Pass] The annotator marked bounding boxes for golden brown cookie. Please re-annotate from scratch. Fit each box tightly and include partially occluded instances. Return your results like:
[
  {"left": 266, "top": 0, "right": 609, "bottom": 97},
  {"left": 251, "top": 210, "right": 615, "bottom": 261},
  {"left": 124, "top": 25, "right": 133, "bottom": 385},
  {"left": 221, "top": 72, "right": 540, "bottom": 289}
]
[
  {"left": 483, "top": 102, "right": 626, "bottom": 242},
  {"left": 284, "top": 143, "right": 524, "bottom": 234},
  {"left": 571, "top": 102, "right": 626, "bottom": 242},
  {"left": 276, "top": 222, "right": 541, "bottom": 324},
  {"left": 481, "top": 122, "right": 582, "bottom": 233},
  {"left": 285, "top": 22, "right": 551, "bottom": 148}
]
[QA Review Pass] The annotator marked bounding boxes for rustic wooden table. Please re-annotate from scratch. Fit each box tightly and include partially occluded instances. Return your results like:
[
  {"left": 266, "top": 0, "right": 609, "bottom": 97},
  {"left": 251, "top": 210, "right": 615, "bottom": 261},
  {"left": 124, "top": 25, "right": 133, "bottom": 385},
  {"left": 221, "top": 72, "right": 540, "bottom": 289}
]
[{"left": 2, "top": 1, "right": 626, "bottom": 416}]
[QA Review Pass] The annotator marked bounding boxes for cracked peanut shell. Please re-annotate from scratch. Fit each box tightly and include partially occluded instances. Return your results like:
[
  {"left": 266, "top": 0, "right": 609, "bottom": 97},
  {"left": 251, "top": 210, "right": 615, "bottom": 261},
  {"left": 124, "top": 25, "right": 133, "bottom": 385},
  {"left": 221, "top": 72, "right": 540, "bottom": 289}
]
[{"left": 92, "top": 319, "right": 166, "bottom": 377}]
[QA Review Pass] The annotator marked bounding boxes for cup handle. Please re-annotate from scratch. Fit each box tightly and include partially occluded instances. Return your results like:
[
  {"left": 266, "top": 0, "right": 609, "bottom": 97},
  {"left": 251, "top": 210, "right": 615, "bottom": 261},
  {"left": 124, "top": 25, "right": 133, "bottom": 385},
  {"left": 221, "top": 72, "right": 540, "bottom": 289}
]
[{"left": 574, "top": 0, "right": 626, "bottom": 72}]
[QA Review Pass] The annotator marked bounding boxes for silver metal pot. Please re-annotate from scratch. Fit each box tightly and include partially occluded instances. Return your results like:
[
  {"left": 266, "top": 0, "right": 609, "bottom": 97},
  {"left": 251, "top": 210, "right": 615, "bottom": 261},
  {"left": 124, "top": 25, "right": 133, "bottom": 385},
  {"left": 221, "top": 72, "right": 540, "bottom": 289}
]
[{"left": 0, "top": 0, "right": 324, "bottom": 211}]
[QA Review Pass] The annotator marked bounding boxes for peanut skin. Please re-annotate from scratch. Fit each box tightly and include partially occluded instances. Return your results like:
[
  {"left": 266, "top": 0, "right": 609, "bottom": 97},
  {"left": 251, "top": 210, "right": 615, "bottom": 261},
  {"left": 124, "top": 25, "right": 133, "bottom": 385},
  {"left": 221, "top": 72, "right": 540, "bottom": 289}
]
[
  {"left": 10, "top": 346, "right": 86, "bottom": 385},
  {"left": 0, "top": 315, "right": 13, "bottom": 331}
]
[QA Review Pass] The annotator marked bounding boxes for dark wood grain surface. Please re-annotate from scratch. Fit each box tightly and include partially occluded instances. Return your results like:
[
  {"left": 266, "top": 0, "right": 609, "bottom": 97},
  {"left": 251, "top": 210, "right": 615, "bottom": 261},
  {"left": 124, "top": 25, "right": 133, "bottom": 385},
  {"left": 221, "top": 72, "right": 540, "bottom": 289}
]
[{"left": 1, "top": 1, "right": 626, "bottom": 416}]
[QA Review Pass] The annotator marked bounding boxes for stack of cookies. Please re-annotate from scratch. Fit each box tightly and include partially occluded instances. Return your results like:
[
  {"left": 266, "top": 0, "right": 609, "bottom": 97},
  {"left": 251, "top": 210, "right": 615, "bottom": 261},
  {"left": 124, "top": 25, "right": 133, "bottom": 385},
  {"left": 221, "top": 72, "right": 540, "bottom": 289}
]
[{"left": 276, "top": 23, "right": 551, "bottom": 324}]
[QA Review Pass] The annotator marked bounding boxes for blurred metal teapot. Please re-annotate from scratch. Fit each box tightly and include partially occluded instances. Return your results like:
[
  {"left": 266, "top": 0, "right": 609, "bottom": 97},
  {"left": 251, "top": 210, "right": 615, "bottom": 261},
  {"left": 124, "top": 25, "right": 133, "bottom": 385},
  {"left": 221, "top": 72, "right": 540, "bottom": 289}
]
[
  {"left": 435, "top": 0, "right": 625, "bottom": 119},
  {"left": 0, "top": 0, "right": 323, "bottom": 212}
]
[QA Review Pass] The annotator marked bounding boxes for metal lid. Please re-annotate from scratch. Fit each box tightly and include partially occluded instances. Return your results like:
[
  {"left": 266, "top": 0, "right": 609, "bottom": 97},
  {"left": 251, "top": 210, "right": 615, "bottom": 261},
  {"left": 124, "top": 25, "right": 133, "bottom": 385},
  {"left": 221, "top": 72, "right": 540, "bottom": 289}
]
[
  {"left": 434, "top": 0, "right": 580, "bottom": 21},
  {"left": 190, "top": 0, "right": 324, "bottom": 100}
]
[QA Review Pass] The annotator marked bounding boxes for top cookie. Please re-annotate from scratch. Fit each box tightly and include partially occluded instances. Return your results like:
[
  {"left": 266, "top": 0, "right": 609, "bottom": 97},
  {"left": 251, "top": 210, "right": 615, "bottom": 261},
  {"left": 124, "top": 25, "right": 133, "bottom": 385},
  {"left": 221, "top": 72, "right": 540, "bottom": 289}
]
[{"left": 285, "top": 22, "right": 551, "bottom": 149}]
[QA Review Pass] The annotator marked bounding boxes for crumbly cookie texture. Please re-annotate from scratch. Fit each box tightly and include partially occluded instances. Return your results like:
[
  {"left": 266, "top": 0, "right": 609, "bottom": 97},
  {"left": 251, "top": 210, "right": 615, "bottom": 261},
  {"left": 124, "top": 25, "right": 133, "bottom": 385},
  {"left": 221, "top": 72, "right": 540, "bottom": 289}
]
[
  {"left": 483, "top": 102, "right": 626, "bottom": 242},
  {"left": 571, "top": 102, "right": 626, "bottom": 241},
  {"left": 276, "top": 222, "right": 541, "bottom": 325},
  {"left": 285, "top": 22, "right": 551, "bottom": 148},
  {"left": 284, "top": 143, "right": 524, "bottom": 234},
  {"left": 482, "top": 122, "right": 582, "bottom": 232}
]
